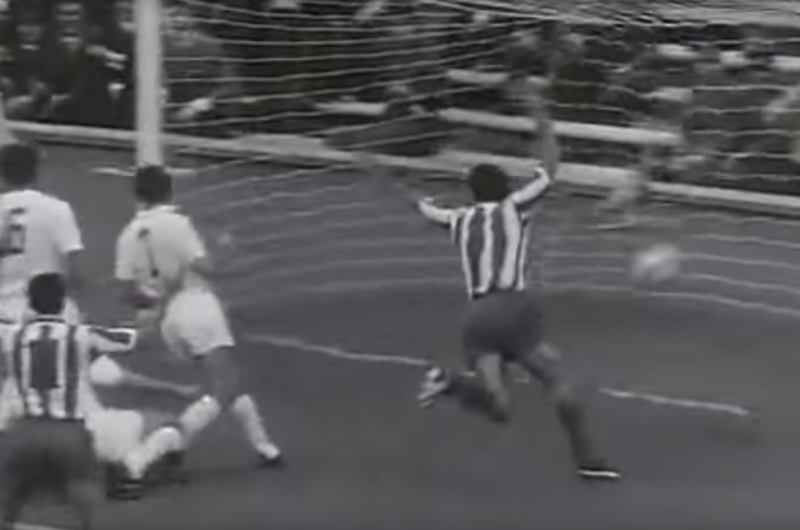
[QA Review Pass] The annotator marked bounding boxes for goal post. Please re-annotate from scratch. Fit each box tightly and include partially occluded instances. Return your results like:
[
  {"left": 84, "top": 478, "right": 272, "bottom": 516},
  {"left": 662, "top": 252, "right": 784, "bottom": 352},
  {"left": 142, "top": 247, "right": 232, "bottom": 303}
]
[{"left": 134, "top": 0, "right": 164, "bottom": 167}]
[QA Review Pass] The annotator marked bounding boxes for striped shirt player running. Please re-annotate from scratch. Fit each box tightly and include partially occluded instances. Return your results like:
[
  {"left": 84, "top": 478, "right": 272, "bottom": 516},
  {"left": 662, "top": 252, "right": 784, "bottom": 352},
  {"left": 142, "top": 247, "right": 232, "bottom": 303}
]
[
  {"left": 0, "top": 273, "right": 138, "bottom": 530},
  {"left": 382, "top": 78, "right": 617, "bottom": 481}
]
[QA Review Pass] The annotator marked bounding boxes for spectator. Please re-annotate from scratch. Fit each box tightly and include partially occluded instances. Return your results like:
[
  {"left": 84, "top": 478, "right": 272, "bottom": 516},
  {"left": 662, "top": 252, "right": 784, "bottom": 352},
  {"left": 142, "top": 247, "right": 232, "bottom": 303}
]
[
  {"left": 2, "top": 1, "right": 77, "bottom": 122},
  {"left": 162, "top": 5, "right": 239, "bottom": 135},
  {"left": 49, "top": 17, "right": 132, "bottom": 128}
]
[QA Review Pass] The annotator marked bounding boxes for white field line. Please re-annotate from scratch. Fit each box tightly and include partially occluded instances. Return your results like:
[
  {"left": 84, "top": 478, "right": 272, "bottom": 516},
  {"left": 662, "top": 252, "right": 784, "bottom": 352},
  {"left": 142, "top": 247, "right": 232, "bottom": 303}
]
[
  {"left": 17, "top": 523, "right": 69, "bottom": 530},
  {"left": 93, "top": 166, "right": 196, "bottom": 178},
  {"left": 251, "top": 333, "right": 754, "bottom": 419}
]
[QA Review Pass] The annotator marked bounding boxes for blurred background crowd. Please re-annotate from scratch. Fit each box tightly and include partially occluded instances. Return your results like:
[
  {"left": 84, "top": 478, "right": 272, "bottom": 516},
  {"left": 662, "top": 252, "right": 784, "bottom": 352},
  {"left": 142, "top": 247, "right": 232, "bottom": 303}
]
[{"left": 4, "top": 0, "right": 800, "bottom": 191}]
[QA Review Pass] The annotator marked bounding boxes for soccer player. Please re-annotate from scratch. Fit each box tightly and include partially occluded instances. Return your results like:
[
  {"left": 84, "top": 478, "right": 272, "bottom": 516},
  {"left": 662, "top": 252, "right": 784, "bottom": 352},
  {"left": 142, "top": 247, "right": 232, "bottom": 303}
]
[
  {"left": 595, "top": 146, "right": 656, "bottom": 229},
  {"left": 0, "top": 142, "right": 86, "bottom": 431},
  {"left": 363, "top": 77, "right": 620, "bottom": 481},
  {"left": 0, "top": 273, "right": 138, "bottom": 530},
  {"left": 0, "top": 142, "right": 85, "bottom": 319},
  {"left": 86, "top": 355, "right": 199, "bottom": 500},
  {"left": 114, "top": 165, "right": 282, "bottom": 487}
]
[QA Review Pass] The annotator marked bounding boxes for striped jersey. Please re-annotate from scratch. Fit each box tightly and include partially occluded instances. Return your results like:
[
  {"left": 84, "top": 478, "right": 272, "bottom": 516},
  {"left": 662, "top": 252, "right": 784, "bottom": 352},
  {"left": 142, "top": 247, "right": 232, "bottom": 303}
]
[
  {"left": 1, "top": 317, "right": 136, "bottom": 421},
  {"left": 418, "top": 166, "right": 551, "bottom": 299}
]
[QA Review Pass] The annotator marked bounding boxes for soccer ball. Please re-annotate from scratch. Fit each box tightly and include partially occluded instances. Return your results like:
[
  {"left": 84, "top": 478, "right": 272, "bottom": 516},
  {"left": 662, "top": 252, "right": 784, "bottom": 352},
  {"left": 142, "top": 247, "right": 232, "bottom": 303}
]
[{"left": 630, "top": 244, "right": 682, "bottom": 285}]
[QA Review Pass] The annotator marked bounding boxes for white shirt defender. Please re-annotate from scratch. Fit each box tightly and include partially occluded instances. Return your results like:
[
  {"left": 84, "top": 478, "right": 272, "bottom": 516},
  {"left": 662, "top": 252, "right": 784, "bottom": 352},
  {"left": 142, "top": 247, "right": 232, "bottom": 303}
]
[
  {"left": 0, "top": 189, "right": 83, "bottom": 322},
  {"left": 115, "top": 205, "right": 234, "bottom": 360}
]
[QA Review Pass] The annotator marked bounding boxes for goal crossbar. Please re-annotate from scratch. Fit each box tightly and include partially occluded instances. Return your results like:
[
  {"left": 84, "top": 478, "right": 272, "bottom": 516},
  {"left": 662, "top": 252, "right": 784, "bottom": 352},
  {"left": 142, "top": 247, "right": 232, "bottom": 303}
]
[{"left": 9, "top": 119, "right": 800, "bottom": 218}]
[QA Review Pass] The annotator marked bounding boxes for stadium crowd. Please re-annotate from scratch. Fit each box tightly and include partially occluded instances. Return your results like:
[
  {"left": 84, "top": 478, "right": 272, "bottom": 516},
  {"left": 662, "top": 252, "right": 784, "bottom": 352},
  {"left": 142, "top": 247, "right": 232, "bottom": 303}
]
[{"left": 3, "top": 0, "right": 800, "bottom": 188}]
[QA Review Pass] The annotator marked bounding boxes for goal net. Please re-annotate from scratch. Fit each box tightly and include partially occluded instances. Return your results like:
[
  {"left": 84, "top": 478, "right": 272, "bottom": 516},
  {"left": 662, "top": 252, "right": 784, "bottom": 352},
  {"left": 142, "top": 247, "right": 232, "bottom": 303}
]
[{"left": 139, "top": 0, "right": 800, "bottom": 319}]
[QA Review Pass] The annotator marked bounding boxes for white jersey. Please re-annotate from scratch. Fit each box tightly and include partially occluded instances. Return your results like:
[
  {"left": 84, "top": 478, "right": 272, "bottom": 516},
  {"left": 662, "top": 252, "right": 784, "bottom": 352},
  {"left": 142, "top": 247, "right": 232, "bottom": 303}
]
[
  {"left": 0, "top": 189, "right": 83, "bottom": 301},
  {"left": 115, "top": 205, "right": 209, "bottom": 302}
]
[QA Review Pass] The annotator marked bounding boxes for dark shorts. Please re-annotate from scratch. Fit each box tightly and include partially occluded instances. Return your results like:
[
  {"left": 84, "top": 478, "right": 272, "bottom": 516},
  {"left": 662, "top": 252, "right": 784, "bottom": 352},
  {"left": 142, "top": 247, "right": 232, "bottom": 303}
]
[
  {"left": 462, "top": 290, "right": 543, "bottom": 368},
  {"left": 1, "top": 418, "right": 96, "bottom": 500}
]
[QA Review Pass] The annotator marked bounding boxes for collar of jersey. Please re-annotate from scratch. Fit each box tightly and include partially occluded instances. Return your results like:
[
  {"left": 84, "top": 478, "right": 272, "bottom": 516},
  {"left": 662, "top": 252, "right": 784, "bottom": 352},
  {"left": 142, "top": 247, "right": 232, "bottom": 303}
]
[
  {"left": 27, "top": 315, "right": 66, "bottom": 323},
  {"left": 136, "top": 204, "right": 179, "bottom": 216}
]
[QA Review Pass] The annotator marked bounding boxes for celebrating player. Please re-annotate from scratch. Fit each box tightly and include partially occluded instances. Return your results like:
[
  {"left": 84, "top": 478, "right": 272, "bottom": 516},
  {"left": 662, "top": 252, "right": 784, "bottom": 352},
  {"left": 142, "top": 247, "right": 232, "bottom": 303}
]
[
  {"left": 0, "top": 142, "right": 87, "bottom": 431},
  {"left": 362, "top": 76, "right": 619, "bottom": 481},
  {"left": 114, "top": 165, "right": 282, "bottom": 487},
  {"left": 0, "top": 274, "right": 137, "bottom": 530}
]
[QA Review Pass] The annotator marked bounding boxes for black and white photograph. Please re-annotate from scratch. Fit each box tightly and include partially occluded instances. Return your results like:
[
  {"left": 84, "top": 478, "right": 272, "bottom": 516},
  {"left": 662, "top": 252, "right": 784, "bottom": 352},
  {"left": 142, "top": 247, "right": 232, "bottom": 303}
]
[{"left": 0, "top": 0, "right": 798, "bottom": 528}]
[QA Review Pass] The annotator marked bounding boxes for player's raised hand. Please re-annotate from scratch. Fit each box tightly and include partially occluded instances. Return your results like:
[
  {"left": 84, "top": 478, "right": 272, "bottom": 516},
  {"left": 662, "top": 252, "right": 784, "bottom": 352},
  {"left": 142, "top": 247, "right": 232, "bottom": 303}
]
[{"left": 503, "top": 69, "right": 560, "bottom": 179}]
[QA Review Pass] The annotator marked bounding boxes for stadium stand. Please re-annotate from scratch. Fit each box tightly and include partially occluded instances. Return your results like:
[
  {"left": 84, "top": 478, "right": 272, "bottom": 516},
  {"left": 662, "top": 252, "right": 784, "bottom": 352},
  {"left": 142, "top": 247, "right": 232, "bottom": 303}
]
[{"left": 3, "top": 0, "right": 800, "bottom": 192}]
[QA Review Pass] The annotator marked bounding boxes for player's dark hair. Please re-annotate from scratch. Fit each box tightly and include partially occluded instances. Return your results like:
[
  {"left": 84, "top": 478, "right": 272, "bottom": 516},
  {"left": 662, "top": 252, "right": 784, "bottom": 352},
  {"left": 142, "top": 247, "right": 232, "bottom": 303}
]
[
  {"left": 134, "top": 165, "right": 173, "bottom": 205},
  {"left": 0, "top": 143, "right": 39, "bottom": 187},
  {"left": 467, "top": 164, "right": 512, "bottom": 202},
  {"left": 27, "top": 273, "right": 66, "bottom": 316}
]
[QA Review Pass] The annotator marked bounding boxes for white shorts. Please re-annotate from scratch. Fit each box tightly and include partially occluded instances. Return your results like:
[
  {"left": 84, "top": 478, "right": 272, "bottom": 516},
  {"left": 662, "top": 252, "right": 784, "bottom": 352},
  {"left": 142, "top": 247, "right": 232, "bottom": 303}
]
[
  {"left": 86, "top": 408, "right": 146, "bottom": 464},
  {"left": 0, "top": 295, "right": 81, "bottom": 324},
  {"left": 160, "top": 288, "right": 234, "bottom": 360}
]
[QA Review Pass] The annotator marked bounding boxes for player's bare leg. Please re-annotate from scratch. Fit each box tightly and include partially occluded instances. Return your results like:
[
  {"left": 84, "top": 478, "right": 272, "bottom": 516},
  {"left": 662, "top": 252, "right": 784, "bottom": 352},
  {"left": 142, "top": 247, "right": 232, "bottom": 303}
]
[
  {"left": 177, "top": 347, "right": 282, "bottom": 467},
  {"left": 519, "top": 343, "right": 620, "bottom": 481},
  {"left": 119, "top": 423, "right": 185, "bottom": 499}
]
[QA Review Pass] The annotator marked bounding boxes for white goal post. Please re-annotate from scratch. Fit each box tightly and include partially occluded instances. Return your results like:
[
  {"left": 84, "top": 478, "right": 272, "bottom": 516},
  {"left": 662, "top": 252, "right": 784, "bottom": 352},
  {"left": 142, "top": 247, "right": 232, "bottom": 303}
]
[{"left": 135, "top": 0, "right": 164, "bottom": 167}]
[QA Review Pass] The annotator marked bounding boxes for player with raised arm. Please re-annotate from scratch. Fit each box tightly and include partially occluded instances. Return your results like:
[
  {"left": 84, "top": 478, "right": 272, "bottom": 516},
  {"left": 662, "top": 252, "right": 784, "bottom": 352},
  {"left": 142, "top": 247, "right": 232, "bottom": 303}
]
[
  {"left": 362, "top": 76, "right": 619, "bottom": 481},
  {"left": 0, "top": 274, "right": 138, "bottom": 530},
  {"left": 114, "top": 166, "right": 282, "bottom": 489},
  {"left": 0, "top": 142, "right": 87, "bottom": 432}
]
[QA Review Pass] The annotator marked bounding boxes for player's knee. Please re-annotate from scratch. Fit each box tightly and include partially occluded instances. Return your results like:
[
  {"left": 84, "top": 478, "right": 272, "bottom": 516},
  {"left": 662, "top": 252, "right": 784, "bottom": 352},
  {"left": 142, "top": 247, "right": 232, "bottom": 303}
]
[
  {"left": 549, "top": 381, "right": 579, "bottom": 411},
  {"left": 199, "top": 347, "right": 242, "bottom": 406}
]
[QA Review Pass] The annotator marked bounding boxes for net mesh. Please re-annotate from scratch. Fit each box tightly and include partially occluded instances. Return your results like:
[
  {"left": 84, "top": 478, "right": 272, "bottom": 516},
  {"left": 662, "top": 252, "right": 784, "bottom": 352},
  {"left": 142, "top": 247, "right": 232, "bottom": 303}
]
[{"left": 157, "top": 0, "right": 800, "bottom": 319}]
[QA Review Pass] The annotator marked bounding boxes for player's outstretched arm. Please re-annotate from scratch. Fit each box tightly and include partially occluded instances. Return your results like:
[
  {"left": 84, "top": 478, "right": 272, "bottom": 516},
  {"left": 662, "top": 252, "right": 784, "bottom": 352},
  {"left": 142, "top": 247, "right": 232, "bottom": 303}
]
[
  {"left": 117, "top": 368, "right": 199, "bottom": 399},
  {"left": 416, "top": 197, "right": 457, "bottom": 227},
  {"left": 88, "top": 326, "right": 139, "bottom": 355},
  {"left": 506, "top": 74, "right": 559, "bottom": 210},
  {"left": 89, "top": 356, "right": 199, "bottom": 398}
]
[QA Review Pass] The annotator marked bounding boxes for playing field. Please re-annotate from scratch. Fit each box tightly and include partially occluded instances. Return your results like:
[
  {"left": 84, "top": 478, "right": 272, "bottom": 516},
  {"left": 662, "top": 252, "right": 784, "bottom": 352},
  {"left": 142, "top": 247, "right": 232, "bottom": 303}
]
[{"left": 13, "top": 143, "right": 800, "bottom": 530}]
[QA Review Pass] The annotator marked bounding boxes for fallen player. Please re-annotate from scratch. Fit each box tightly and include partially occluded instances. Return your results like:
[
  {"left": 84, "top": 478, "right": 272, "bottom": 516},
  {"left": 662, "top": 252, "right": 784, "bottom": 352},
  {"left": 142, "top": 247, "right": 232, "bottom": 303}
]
[{"left": 86, "top": 355, "right": 199, "bottom": 500}]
